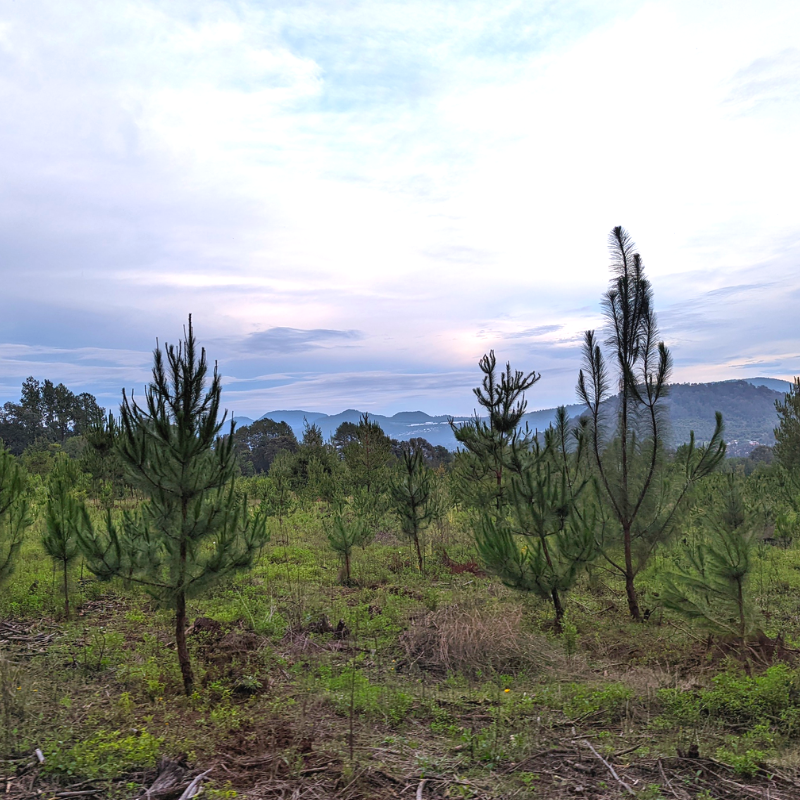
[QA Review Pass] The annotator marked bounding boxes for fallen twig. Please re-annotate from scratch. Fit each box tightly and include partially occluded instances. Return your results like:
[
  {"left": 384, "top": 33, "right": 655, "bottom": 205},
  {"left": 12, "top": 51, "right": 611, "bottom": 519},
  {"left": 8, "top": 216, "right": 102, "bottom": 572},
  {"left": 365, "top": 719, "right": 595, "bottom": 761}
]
[
  {"left": 581, "top": 740, "right": 636, "bottom": 797},
  {"left": 178, "top": 768, "right": 213, "bottom": 800}
]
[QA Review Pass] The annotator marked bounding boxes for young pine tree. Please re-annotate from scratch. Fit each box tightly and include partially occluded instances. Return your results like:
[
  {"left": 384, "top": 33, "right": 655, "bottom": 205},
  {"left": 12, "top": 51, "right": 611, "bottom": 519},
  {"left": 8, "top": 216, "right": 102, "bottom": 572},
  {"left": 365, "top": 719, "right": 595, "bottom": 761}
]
[
  {"left": 475, "top": 409, "right": 595, "bottom": 631},
  {"left": 578, "top": 226, "right": 725, "bottom": 620},
  {"left": 344, "top": 414, "right": 394, "bottom": 529},
  {"left": 389, "top": 447, "right": 435, "bottom": 571},
  {"left": 661, "top": 474, "right": 758, "bottom": 642},
  {"left": 451, "top": 351, "right": 539, "bottom": 516},
  {"left": 42, "top": 462, "right": 87, "bottom": 618},
  {"left": 0, "top": 446, "right": 31, "bottom": 587},
  {"left": 327, "top": 511, "right": 371, "bottom": 585},
  {"left": 77, "top": 317, "right": 268, "bottom": 695}
]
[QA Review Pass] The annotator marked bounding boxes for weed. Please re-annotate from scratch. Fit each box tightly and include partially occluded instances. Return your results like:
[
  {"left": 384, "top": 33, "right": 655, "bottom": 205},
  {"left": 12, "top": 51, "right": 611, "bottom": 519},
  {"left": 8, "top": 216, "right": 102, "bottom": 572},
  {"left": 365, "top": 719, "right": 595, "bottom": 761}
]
[{"left": 43, "top": 730, "right": 163, "bottom": 779}]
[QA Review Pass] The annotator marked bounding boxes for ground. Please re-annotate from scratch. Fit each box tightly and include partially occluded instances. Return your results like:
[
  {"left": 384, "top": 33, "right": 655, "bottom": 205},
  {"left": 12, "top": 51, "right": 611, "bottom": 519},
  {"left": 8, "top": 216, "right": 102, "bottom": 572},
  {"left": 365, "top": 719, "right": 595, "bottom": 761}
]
[{"left": 2, "top": 507, "right": 800, "bottom": 799}]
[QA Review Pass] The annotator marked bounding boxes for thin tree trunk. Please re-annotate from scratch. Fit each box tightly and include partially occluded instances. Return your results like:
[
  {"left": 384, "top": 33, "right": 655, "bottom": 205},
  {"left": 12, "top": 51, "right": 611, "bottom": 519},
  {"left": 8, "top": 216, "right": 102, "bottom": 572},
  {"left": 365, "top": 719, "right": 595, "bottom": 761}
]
[
  {"left": 737, "top": 578, "right": 746, "bottom": 642},
  {"left": 63, "top": 560, "right": 69, "bottom": 620},
  {"left": 176, "top": 499, "right": 193, "bottom": 696},
  {"left": 551, "top": 587, "right": 564, "bottom": 634},
  {"left": 344, "top": 551, "right": 351, "bottom": 585},
  {"left": 175, "top": 589, "right": 193, "bottom": 695},
  {"left": 413, "top": 530, "right": 423, "bottom": 572},
  {"left": 623, "top": 522, "right": 641, "bottom": 621}
]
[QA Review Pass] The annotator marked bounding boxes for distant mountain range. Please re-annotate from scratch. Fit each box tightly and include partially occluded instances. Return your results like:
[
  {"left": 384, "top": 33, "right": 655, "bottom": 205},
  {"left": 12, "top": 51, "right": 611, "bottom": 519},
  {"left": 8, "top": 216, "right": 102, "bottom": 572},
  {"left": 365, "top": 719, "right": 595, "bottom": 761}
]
[{"left": 232, "top": 377, "right": 794, "bottom": 455}]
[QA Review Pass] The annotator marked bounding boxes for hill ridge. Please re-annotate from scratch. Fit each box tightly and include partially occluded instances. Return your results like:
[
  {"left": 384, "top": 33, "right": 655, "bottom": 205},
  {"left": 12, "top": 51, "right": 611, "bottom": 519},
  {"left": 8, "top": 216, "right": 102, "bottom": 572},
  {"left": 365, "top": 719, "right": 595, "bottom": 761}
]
[{"left": 237, "top": 377, "right": 792, "bottom": 455}]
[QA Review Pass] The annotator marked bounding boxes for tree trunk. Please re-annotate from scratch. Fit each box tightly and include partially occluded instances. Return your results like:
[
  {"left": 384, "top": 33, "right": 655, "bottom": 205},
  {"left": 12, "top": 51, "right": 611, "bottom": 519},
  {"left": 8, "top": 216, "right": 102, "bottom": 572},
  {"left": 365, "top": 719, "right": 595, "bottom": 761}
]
[
  {"left": 344, "top": 551, "right": 352, "bottom": 585},
  {"left": 551, "top": 587, "right": 564, "bottom": 634},
  {"left": 623, "top": 523, "right": 641, "bottom": 621},
  {"left": 62, "top": 560, "right": 69, "bottom": 620},
  {"left": 175, "top": 590, "right": 193, "bottom": 696},
  {"left": 737, "top": 578, "right": 746, "bottom": 642},
  {"left": 413, "top": 530, "right": 424, "bottom": 572}
]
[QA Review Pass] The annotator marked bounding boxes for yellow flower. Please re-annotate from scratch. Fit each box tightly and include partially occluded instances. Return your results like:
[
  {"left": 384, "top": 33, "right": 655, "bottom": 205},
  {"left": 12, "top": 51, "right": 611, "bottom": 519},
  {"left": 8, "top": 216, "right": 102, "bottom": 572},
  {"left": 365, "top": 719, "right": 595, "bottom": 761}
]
[{"left": 504, "top": 688, "right": 510, "bottom": 693}]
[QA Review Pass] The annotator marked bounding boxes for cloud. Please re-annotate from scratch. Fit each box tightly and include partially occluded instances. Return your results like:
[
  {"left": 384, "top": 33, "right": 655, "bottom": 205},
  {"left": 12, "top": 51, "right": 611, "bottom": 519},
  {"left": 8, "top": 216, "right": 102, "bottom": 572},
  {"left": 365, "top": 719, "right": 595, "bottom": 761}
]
[
  {"left": 724, "top": 48, "right": 800, "bottom": 116},
  {"left": 238, "top": 327, "right": 365, "bottom": 355},
  {"left": 503, "top": 324, "right": 564, "bottom": 339}
]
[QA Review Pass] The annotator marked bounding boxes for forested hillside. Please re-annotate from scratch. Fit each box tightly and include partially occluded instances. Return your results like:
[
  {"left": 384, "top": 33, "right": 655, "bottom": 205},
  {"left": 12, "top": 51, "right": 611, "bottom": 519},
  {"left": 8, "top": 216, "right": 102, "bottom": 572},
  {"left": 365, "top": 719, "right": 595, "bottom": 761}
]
[
  {"left": 667, "top": 380, "right": 786, "bottom": 449},
  {"left": 255, "top": 378, "right": 790, "bottom": 455}
]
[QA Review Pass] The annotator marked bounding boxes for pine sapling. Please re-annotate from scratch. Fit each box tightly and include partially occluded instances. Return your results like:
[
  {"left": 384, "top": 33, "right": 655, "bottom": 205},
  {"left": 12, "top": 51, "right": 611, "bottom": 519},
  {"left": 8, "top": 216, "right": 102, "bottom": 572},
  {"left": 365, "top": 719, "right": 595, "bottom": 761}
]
[
  {"left": 389, "top": 448, "right": 435, "bottom": 571},
  {"left": 42, "top": 465, "right": 88, "bottom": 618},
  {"left": 662, "top": 474, "right": 758, "bottom": 643},
  {"left": 0, "top": 446, "right": 31, "bottom": 587},
  {"left": 327, "top": 511, "right": 371, "bottom": 585},
  {"left": 76, "top": 317, "right": 268, "bottom": 695}
]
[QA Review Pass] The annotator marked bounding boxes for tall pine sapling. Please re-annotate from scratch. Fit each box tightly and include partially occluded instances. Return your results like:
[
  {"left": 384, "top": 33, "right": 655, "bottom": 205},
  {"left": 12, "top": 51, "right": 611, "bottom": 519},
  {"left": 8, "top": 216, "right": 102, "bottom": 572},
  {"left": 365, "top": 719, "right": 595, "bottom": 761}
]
[
  {"left": 578, "top": 226, "right": 725, "bottom": 620},
  {"left": 42, "top": 463, "right": 88, "bottom": 618},
  {"left": 76, "top": 317, "right": 268, "bottom": 695},
  {"left": 390, "top": 448, "right": 435, "bottom": 571},
  {"left": 345, "top": 414, "right": 393, "bottom": 530},
  {"left": 0, "top": 446, "right": 31, "bottom": 587}
]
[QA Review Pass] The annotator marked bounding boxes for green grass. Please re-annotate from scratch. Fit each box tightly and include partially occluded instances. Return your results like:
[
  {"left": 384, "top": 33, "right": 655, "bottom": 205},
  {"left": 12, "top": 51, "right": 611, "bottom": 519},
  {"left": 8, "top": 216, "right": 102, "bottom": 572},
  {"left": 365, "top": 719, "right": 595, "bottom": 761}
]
[{"left": 4, "top": 505, "right": 800, "bottom": 796}]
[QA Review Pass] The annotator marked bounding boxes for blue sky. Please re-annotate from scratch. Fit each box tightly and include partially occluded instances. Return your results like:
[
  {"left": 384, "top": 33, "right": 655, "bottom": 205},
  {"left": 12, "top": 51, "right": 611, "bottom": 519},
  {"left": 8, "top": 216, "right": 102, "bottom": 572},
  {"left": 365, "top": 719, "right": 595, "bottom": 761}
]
[{"left": 1, "top": 0, "right": 799, "bottom": 417}]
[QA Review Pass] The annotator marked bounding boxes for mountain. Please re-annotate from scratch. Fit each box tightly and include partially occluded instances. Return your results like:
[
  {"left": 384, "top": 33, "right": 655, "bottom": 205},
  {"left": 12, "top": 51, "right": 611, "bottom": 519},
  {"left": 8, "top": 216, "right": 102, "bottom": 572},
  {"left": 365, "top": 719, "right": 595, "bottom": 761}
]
[
  {"left": 259, "top": 408, "right": 471, "bottom": 448},
  {"left": 247, "top": 376, "right": 791, "bottom": 455}
]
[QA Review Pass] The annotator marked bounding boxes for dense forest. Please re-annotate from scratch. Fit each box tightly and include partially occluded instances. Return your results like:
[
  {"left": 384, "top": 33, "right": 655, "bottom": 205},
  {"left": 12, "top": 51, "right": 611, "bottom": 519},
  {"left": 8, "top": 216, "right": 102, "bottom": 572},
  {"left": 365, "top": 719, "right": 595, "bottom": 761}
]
[{"left": 3, "top": 229, "right": 800, "bottom": 799}]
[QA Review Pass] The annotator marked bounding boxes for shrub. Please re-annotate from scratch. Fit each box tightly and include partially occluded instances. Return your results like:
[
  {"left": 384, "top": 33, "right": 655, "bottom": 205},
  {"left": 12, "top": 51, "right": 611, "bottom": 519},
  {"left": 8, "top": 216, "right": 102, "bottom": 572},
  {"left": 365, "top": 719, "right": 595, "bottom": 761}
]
[
  {"left": 657, "top": 665, "right": 800, "bottom": 736},
  {"left": 400, "top": 604, "right": 555, "bottom": 677}
]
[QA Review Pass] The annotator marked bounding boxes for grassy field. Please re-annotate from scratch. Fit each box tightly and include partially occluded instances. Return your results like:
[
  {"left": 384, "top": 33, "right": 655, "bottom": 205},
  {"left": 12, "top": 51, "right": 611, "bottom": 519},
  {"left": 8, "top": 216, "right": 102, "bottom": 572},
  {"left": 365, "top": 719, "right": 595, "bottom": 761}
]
[{"left": 3, "top": 503, "right": 800, "bottom": 799}]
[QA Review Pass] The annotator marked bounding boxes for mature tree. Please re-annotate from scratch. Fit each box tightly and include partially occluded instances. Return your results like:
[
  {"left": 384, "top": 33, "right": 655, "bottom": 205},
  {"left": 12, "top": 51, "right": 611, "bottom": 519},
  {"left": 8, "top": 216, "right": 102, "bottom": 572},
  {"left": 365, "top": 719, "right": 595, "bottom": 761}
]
[
  {"left": 389, "top": 448, "right": 436, "bottom": 571},
  {"left": 774, "top": 378, "right": 800, "bottom": 472},
  {"left": 451, "top": 351, "right": 539, "bottom": 516},
  {"left": 0, "top": 378, "right": 103, "bottom": 454},
  {"left": 404, "top": 437, "right": 454, "bottom": 470},
  {"left": 233, "top": 418, "right": 298, "bottom": 475},
  {"left": 42, "top": 461, "right": 86, "bottom": 618},
  {"left": 331, "top": 421, "right": 360, "bottom": 453},
  {"left": 0, "top": 446, "right": 31, "bottom": 586},
  {"left": 476, "top": 409, "right": 594, "bottom": 631},
  {"left": 578, "top": 227, "right": 726, "bottom": 620},
  {"left": 77, "top": 317, "right": 268, "bottom": 695},
  {"left": 662, "top": 474, "right": 758, "bottom": 642}
]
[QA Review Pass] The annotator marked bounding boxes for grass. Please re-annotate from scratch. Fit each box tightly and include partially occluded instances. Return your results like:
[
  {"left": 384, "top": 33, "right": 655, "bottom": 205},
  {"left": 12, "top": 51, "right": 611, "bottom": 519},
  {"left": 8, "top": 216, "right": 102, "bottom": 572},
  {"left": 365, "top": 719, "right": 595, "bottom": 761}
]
[{"left": 4, "top": 504, "right": 800, "bottom": 797}]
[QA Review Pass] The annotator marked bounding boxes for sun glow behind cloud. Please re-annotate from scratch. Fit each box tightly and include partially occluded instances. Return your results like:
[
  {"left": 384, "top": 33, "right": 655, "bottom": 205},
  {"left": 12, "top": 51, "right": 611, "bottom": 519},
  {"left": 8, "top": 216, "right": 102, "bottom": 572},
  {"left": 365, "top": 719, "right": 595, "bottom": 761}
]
[{"left": 0, "top": 0, "right": 798, "bottom": 417}]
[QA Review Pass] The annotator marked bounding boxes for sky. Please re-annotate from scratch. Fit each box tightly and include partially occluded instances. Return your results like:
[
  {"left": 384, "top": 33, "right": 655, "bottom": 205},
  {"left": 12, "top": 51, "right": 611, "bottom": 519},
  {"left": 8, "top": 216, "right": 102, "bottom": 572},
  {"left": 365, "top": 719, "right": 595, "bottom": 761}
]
[{"left": 0, "top": 0, "right": 799, "bottom": 418}]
